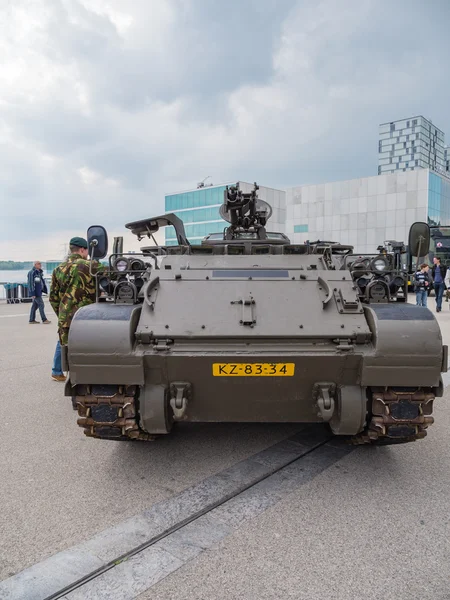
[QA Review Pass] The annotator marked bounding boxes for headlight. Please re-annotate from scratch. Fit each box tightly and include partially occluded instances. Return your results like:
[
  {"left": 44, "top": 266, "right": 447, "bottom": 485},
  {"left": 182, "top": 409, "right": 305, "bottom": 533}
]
[
  {"left": 130, "top": 258, "right": 145, "bottom": 271},
  {"left": 392, "top": 275, "right": 405, "bottom": 287},
  {"left": 371, "top": 255, "right": 389, "bottom": 272},
  {"left": 351, "top": 258, "right": 371, "bottom": 270},
  {"left": 114, "top": 258, "right": 129, "bottom": 272},
  {"left": 115, "top": 281, "right": 137, "bottom": 303},
  {"left": 356, "top": 276, "right": 370, "bottom": 289},
  {"left": 99, "top": 276, "right": 113, "bottom": 294},
  {"left": 117, "top": 283, "right": 134, "bottom": 300},
  {"left": 367, "top": 280, "right": 389, "bottom": 301}
]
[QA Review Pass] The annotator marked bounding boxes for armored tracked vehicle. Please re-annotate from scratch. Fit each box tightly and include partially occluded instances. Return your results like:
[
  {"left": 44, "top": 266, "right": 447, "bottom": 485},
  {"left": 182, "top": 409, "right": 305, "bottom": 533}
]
[{"left": 64, "top": 183, "right": 447, "bottom": 445}]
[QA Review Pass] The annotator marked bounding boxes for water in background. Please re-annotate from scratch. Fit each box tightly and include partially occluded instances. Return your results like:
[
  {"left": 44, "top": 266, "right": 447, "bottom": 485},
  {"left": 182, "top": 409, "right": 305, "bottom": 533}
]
[
  {"left": 0, "top": 270, "right": 51, "bottom": 300},
  {"left": 1, "top": 270, "right": 47, "bottom": 282}
]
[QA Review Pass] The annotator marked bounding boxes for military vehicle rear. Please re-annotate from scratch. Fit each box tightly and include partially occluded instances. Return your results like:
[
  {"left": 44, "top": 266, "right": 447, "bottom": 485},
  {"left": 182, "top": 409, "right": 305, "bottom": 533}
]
[{"left": 63, "top": 183, "right": 447, "bottom": 445}]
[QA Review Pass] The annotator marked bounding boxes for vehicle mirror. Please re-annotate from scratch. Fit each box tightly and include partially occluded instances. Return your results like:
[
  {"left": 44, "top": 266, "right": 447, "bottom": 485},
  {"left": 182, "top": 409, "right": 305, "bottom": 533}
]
[
  {"left": 408, "top": 222, "right": 430, "bottom": 258},
  {"left": 87, "top": 225, "right": 108, "bottom": 259}
]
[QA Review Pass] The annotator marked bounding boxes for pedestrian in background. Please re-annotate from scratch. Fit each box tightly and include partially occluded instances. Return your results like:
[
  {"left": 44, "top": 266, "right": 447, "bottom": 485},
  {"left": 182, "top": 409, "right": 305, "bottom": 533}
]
[
  {"left": 444, "top": 268, "right": 450, "bottom": 305},
  {"left": 414, "top": 263, "right": 431, "bottom": 307},
  {"left": 27, "top": 261, "right": 51, "bottom": 324},
  {"left": 431, "top": 257, "right": 447, "bottom": 313},
  {"left": 49, "top": 237, "right": 99, "bottom": 382}
]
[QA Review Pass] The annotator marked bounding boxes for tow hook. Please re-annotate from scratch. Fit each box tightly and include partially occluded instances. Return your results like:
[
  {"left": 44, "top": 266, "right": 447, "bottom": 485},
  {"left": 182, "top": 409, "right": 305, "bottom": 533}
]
[
  {"left": 313, "top": 383, "right": 336, "bottom": 421},
  {"left": 169, "top": 382, "right": 191, "bottom": 420}
]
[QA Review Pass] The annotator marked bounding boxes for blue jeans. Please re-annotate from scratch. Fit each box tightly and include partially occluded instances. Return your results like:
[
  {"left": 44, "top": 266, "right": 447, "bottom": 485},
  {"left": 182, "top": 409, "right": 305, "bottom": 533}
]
[
  {"left": 52, "top": 340, "right": 63, "bottom": 376},
  {"left": 416, "top": 290, "right": 427, "bottom": 307},
  {"left": 434, "top": 282, "right": 445, "bottom": 311},
  {"left": 30, "top": 296, "right": 47, "bottom": 322}
]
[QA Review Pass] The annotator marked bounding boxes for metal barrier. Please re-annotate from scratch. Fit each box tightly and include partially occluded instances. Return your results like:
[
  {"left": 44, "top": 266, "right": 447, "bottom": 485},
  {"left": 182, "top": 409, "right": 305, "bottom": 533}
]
[
  {"left": 3, "top": 283, "right": 20, "bottom": 304},
  {"left": 0, "top": 279, "right": 51, "bottom": 303},
  {"left": 19, "top": 283, "right": 33, "bottom": 303}
]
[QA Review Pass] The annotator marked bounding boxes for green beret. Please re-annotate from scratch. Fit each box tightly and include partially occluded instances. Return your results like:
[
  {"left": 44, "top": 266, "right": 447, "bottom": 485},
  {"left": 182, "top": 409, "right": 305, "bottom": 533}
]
[{"left": 70, "top": 236, "right": 88, "bottom": 249}]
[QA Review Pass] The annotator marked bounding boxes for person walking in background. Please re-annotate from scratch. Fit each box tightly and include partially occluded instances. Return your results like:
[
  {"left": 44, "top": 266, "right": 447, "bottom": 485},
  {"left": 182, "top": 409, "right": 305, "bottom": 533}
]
[
  {"left": 27, "top": 261, "right": 51, "bottom": 324},
  {"left": 414, "top": 264, "right": 431, "bottom": 307},
  {"left": 431, "top": 257, "right": 447, "bottom": 313},
  {"left": 444, "top": 268, "right": 450, "bottom": 305},
  {"left": 49, "top": 237, "right": 99, "bottom": 382}
]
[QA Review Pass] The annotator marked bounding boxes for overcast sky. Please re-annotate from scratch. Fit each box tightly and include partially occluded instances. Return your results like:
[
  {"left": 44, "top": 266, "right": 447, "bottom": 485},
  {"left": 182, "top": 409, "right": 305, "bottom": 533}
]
[{"left": 1, "top": 0, "right": 449, "bottom": 260}]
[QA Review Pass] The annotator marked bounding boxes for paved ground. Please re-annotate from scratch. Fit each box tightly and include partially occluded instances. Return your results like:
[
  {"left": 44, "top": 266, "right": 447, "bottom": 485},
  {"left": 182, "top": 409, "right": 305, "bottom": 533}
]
[
  {"left": 0, "top": 301, "right": 299, "bottom": 580},
  {"left": 1, "top": 297, "right": 449, "bottom": 598},
  {"left": 141, "top": 418, "right": 450, "bottom": 600}
]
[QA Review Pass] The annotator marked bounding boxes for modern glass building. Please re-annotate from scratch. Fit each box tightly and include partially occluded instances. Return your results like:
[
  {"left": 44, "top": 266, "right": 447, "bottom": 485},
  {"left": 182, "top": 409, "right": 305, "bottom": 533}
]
[
  {"left": 164, "top": 183, "right": 231, "bottom": 245},
  {"left": 428, "top": 171, "right": 450, "bottom": 226},
  {"left": 285, "top": 169, "right": 450, "bottom": 254},
  {"left": 45, "top": 260, "right": 62, "bottom": 274},
  {"left": 164, "top": 181, "right": 286, "bottom": 245},
  {"left": 378, "top": 116, "right": 446, "bottom": 175}
]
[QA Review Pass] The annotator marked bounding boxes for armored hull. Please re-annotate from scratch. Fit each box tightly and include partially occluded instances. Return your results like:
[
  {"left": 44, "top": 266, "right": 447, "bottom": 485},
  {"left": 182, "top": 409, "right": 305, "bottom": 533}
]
[{"left": 67, "top": 252, "right": 446, "bottom": 445}]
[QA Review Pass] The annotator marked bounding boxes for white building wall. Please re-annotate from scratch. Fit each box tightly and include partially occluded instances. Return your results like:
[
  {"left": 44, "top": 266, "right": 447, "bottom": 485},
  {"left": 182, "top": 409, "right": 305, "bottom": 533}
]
[{"left": 286, "top": 169, "right": 429, "bottom": 254}]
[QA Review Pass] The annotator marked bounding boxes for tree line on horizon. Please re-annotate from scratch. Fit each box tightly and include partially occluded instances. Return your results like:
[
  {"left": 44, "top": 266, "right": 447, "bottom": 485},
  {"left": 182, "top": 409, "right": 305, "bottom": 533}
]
[
  {"left": 1, "top": 259, "right": 111, "bottom": 271},
  {"left": 0, "top": 261, "right": 34, "bottom": 270}
]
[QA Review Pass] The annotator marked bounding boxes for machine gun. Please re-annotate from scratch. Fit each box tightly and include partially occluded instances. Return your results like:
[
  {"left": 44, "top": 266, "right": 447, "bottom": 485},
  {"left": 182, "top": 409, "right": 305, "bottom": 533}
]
[{"left": 220, "top": 182, "right": 272, "bottom": 240}]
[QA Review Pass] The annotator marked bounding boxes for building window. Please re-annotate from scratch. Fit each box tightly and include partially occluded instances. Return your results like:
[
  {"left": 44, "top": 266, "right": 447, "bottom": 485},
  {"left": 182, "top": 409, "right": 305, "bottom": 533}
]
[
  {"left": 412, "top": 119, "right": 418, "bottom": 126},
  {"left": 407, "top": 120, "right": 410, "bottom": 128},
  {"left": 294, "top": 224, "right": 309, "bottom": 233},
  {"left": 390, "top": 123, "right": 395, "bottom": 133},
  {"left": 378, "top": 166, "right": 382, "bottom": 175},
  {"left": 406, "top": 162, "right": 409, "bottom": 167}
]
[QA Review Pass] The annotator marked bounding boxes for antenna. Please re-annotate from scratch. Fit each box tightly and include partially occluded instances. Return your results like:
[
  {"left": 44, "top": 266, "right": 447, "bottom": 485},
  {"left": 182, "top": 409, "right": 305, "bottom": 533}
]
[{"left": 197, "top": 175, "right": 213, "bottom": 188}]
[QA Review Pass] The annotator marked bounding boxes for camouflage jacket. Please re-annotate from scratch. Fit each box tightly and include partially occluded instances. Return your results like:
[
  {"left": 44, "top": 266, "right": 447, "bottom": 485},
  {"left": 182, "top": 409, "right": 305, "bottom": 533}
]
[{"left": 49, "top": 254, "right": 101, "bottom": 344}]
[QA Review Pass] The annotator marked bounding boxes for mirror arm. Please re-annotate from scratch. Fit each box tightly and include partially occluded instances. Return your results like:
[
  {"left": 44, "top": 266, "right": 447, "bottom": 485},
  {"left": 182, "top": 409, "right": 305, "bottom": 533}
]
[
  {"left": 417, "top": 237, "right": 423, "bottom": 263},
  {"left": 89, "top": 239, "right": 98, "bottom": 277}
]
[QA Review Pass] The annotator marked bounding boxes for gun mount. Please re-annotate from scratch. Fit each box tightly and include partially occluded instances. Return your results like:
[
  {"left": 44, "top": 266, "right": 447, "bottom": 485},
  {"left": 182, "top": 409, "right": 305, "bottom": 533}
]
[{"left": 220, "top": 182, "right": 272, "bottom": 240}]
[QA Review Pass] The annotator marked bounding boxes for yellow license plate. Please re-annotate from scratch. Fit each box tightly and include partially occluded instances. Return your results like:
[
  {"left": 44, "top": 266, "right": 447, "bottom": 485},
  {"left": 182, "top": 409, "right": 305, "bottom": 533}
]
[{"left": 212, "top": 363, "right": 295, "bottom": 376}]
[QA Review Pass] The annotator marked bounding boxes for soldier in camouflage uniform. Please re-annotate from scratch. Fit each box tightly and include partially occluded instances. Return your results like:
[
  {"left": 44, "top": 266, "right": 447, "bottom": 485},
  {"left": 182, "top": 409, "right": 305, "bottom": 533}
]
[{"left": 49, "top": 237, "right": 99, "bottom": 381}]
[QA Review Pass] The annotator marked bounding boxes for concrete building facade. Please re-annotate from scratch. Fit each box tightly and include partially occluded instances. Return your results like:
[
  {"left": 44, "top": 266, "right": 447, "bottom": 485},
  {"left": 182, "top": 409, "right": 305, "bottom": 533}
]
[
  {"left": 378, "top": 116, "right": 446, "bottom": 175},
  {"left": 164, "top": 181, "right": 286, "bottom": 245},
  {"left": 285, "top": 169, "right": 450, "bottom": 254}
]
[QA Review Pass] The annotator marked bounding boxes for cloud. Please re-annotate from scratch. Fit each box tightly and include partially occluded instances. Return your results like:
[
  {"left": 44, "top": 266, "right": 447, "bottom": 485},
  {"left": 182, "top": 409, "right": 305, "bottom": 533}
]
[{"left": 0, "top": 0, "right": 449, "bottom": 260}]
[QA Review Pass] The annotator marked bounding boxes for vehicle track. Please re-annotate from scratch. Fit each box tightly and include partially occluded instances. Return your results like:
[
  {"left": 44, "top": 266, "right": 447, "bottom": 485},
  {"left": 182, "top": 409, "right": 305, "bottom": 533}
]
[
  {"left": 0, "top": 427, "right": 347, "bottom": 600},
  {"left": 47, "top": 432, "right": 331, "bottom": 600},
  {"left": 75, "top": 385, "right": 437, "bottom": 446}
]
